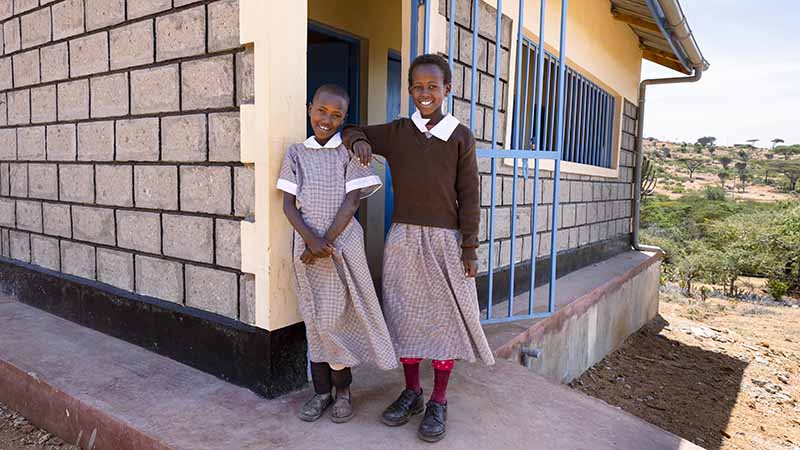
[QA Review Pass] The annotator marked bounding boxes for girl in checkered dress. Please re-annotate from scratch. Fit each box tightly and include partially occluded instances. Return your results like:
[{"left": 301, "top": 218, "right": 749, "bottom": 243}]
[
  {"left": 344, "top": 55, "right": 495, "bottom": 443},
  {"left": 277, "top": 84, "right": 397, "bottom": 424}
]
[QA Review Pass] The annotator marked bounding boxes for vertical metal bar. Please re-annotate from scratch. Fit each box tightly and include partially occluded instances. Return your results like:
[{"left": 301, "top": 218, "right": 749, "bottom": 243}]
[
  {"left": 607, "top": 96, "right": 615, "bottom": 167},
  {"left": 447, "top": 0, "right": 456, "bottom": 113},
  {"left": 521, "top": 40, "right": 532, "bottom": 152},
  {"left": 487, "top": 0, "right": 502, "bottom": 319},
  {"left": 563, "top": 70, "right": 571, "bottom": 162},
  {"left": 469, "top": 0, "right": 479, "bottom": 131},
  {"left": 528, "top": 160, "right": 540, "bottom": 315},
  {"left": 507, "top": 0, "right": 525, "bottom": 318},
  {"left": 594, "top": 87, "right": 601, "bottom": 166},
  {"left": 575, "top": 78, "right": 583, "bottom": 164},
  {"left": 423, "top": 0, "right": 432, "bottom": 53},
  {"left": 590, "top": 85, "right": 598, "bottom": 166},
  {"left": 549, "top": 0, "right": 569, "bottom": 314},
  {"left": 599, "top": 92, "right": 607, "bottom": 167},
  {"left": 541, "top": 56, "right": 551, "bottom": 151},
  {"left": 569, "top": 72, "right": 579, "bottom": 163},
  {"left": 409, "top": 0, "right": 420, "bottom": 116},
  {"left": 580, "top": 78, "right": 589, "bottom": 164},
  {"left": 528, "top": 0, "right": 546, "bottom": 314},
  {"left": 512, "top": 0, "right": 525, "bottom": 151}
]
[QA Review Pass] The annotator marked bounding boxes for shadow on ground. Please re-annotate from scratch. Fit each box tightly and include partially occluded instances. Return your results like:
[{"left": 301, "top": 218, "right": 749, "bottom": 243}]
[{"left": 570, "top": 314, "right": 748, "bottom": 450}]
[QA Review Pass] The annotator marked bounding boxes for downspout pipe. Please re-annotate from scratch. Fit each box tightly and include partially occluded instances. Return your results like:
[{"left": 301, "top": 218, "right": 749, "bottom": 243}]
[{"left": 632, "top": 68, "right": 703, "bottom": 253}]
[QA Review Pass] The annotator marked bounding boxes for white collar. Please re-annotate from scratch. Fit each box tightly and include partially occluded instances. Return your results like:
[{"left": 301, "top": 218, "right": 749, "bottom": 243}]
[
  {"left": 303, "top": 132, "right": 342, "bottom": 149},
  {"left": 411, "top": 111, "right": 460, "bottom": 141}
]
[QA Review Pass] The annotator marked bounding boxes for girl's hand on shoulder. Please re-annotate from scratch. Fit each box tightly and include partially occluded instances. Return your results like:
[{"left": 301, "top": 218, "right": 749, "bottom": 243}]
[
  {"left": 463, "top": 259, "right": 478, "bottom": 278},
  {"left": 353, "top": 140, "right": 373, "bottom": 167}
]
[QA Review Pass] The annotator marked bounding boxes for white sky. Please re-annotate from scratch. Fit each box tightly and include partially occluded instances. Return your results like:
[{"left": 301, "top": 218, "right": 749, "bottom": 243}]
[{"left": 640, "top": 0, "right": 800, "bottom": 148}]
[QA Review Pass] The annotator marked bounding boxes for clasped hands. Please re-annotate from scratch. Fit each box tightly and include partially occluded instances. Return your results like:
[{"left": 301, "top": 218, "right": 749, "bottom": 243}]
[{"left": 301, "top": 236, "right": 336, "bottom": 264}]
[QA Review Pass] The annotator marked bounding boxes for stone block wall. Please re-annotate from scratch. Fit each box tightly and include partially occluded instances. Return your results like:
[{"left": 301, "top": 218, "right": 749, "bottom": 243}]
[
  {"left": 439, "top": 0, "right": 638, "bottom": 274},
  {"left": 0, "top": 0, "right": 257, "bottom": 322}
]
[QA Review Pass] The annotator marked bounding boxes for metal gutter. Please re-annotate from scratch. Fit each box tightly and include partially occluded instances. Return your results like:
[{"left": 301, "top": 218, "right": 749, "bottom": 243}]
[
  {"left": 632, "top": 68, "right": 704, "bottom": 252},
  {"left": 645, "top": 0, "right": 709, "bottom": 73}
]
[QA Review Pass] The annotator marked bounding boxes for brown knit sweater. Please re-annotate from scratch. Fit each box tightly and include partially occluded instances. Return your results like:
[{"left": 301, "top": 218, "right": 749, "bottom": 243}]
[{"left": 342, "top": 118, "right": 480, "bottom": 260}]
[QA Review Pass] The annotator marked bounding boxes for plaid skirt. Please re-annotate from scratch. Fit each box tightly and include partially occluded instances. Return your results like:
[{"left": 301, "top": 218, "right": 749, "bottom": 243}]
[
  {"left": 382, "top": 224, "right": 495, "bottom": 365},
  {"left": 294, "top": 220, "right": 398, "bottom": 370}
]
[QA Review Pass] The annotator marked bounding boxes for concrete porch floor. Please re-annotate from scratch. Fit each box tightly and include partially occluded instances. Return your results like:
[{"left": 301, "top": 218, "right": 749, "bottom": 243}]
[{"left": 0, "top": 297, "right": 702, "bottom": 450}]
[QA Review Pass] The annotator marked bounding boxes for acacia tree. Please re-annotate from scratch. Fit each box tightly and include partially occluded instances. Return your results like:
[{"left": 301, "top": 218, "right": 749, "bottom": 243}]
[
  {"left": 746, "top": 139, "right": 760, "bottom": 148},
  {"left": 771, "top": 138, "right": 785, "bottom": 149},
  {"left": 718, "top": 169, "right": 731, "bottom": 189},
  {"left": 735, "top": 162, "right": 749, "bottom": 192},
  {"left": 697, "top": 136, "right": 716, "bottom": 147},
  {"left": 681, "top": 158, "right": 704, "bottom": 181},
  {"left": 719, "top": 156, "right": 733, "bottom": 169},
  {"left": 768, "top": 160, "right": 800, "bottom": 192},
  {"left": 775, "top": 145, "right": 800, "bottom": 160}
]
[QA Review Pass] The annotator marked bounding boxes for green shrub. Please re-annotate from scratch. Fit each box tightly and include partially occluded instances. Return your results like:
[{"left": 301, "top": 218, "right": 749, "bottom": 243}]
[
  {"left": 704, "top": 186, "right": 726, "bottom": 201},
  {"left": 766, "top": 279, "right": 789, "bottom": 301}
]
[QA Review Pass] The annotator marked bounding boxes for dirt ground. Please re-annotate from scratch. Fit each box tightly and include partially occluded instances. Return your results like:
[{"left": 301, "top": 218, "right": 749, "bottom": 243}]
[
  {"left": 570, "top": 291, "right": 800, "bottom": 450},
  {"left": 0, "top": 403, "right": 78, "bottom": 450}
]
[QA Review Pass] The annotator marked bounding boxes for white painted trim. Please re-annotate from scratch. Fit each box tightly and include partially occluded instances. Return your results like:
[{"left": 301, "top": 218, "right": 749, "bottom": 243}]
[
  {"left": 276, "top": 179, "right": 298, "bottom": 195},
  {"left": 503, "top": 158, "right": 620, "bottom": 178}
]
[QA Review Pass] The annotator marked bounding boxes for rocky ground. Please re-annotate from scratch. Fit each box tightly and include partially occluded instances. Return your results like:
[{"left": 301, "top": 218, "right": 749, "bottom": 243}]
[
  {"left": 0, "top": 403, "right": 79, "bottom": 450},
  {"left": 571, "top": 288, "right": 800, "bottom": 450}
]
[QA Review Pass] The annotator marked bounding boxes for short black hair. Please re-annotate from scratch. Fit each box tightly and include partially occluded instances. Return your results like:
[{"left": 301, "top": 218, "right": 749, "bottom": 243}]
[
  {"left": 312, "top": 84, "right": 350, "bottom": 106},
  {"left": 408, "top": 54, "right": 452, "bottom": 85}
]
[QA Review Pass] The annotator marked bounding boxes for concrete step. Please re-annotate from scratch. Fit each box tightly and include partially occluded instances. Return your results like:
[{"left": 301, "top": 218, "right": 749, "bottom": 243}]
[{"left": 0, "top": 298, "right": 703, "bottom": 450}]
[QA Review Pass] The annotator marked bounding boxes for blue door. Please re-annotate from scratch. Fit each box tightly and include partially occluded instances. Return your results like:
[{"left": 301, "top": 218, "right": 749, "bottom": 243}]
[{"left": 384, "top": 51, "right": 402, "bottom": 236}]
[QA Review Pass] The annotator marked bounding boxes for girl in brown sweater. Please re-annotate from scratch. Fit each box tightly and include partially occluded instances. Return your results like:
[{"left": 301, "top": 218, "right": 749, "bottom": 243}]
[{"left": 343, "top": 54, "right": 494, "bottom": 443}]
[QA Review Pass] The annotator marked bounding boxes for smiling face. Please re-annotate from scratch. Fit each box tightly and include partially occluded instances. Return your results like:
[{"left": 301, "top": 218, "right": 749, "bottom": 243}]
[
  {"left": 409, "top": 63, "right": 451, "bottom": 119},
  {"left": 308, "top": 90, "right": 349, "bottom": 143}
]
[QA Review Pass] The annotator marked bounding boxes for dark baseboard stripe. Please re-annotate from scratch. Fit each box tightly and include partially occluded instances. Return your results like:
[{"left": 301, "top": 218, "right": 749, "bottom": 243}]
[{"left": 0, "top": 257, "right": 308, "bottom": 399}]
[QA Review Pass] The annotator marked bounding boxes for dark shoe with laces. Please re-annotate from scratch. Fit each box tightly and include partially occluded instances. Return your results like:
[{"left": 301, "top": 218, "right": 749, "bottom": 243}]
[
  {"left": 417, "top": 401, "right": 447, "bottom": 442},
  {"left": 381, "top": 389, "right": 424, "bottom": 427},
  {"left": 298, "top": 393, "right": 333, "bottom": 422}
]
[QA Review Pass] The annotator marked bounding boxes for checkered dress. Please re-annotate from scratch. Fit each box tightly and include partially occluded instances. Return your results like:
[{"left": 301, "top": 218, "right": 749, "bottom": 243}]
[
  {"left": 383, "top": 223, "right": 495, "bottom": 365},
  {"left": 277, "top": 143, "right": 398, "bottom": 370}
]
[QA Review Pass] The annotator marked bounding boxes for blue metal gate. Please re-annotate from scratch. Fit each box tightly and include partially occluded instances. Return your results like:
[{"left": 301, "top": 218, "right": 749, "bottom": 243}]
[{"left": 411, "top": 0, "right": 569, "bottom": 324}]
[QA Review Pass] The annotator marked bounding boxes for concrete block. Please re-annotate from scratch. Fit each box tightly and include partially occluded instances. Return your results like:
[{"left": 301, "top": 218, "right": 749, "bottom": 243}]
[
  {"left": 90, "top": 73, "right": 129, "bottom": 118},
  {"left": 86, "top": 0, "right": 125, "bottom": 30},
  {"left": 70, "top": 32, "right": 110, "bottom": 77},
  {"left": 236, "top": 48, "right": 254, "bottom": 105},
  {"left": 130, "top": 65, "right": 180, "bottom": 114},
  {"left": 134, "top": 165, "right": 178, "bottom": 209},
  {"left": 181, "top": 55, "right": 234, "bottom": 110},
  {"left": 0, "top": 58, "right": 10, "bottom": 91},
  {"left": 72, "top": 205, "right": 115, "bottom": 245},
  {"left": 43, "top": 202, "right": 71, "bottom": 237},
  {"left": 0, "top": 1, "right": 10, "bottom": 20},
  {"left": 185, "top": 265, "right": 237, "bottom": 318},
  {"left": 579, "top": 224, "right": 591, "bottom": 247},
  {"left": 156, "top": 6, "right": 205, "bottom": 61},
  {"left": 209, "top": 0, "right": 239, "bottom": 52},
  {"left": 180, "top": 166, "right": 231, "bottom": 214},
  {"left": 215, "top": 218, "right": 240, "bottom": 269},
  {"left": 173, "top": 0, "right": 202, "bottom": 6},
  {"left": 9, "top": 230, "right": 30, "bottom": 262},
  {"left": 17, "top": 126, "right": 45, "bottom": 160},
  {"left": 52, "top": 0, "right": 85, "bottom": 41},
  {"left": 96, "top": 247, "right": 134, "bottom": 291},
  {"left": 20, "top": 7, "right": 51, "bottom": 49},
  {"left": 233, "top": 165, "right": 253, "bottom": 218},
  {"left": 116, "top": 118, "right": 159, "bottom": 161},
  {"left": 0, "top": 93, "right": 6, "bottom": 126},
  {"left": 9, "top": 163, "right": 27, "bottom": 197},
  {"left": 96, "top": 165, "right": 133, "bottom": 206},
  {"left": 77, "top": 121, "right": 114, "bottom": 161},
  {"left": 536, "top": 204, "right": 549, "bottom": 232},
  {"left": 40, "top": 42, "right": 69, "bottom": 82},
  {"left": 135, "top": 255, "right": 183, "bottom": 303},
  {"left": 161, "top": 114, "right": 207, "bottom": 162},
  {"left": 13, "top": 49, "right": 40, "bottom": 86},
  {"left": 31, "top": 85, "right": 57, "bottom": 124},
  {"left": 46, "top": 124, "right": 77, "bottom": 160},
  {"left": 486, "top": 43, "right": 510, "bottom": 81},
  {"left": 14, "top": 0, "right": 38, "bottom": 14},
  {"left": 58, "top": 79, "right": 90, "bottom": 121},
  {"left": 3, "top": 18, "right": 20, "bottom": 53},
  {"left": 28, "top": 163, "right": 58, "bottom": 200},
  {"left": 515, "top": 206, "right": 531, "bottom": 235},
  {"left": 562, "top": 204, "right": 576, "bottom": 228},
  {"left": 0, "top": 163, "right": 8, "bottom": 196},
  {"left": 162, "top": 213, "right": 213, "bottom": 263},
  {"left": 31, "top": 234, "right": 60, "bottom": 271},
  {"left": 127, "top": 0, "right": 171, "bottom": 20},
  {"left": 559, "top": 181, "right": 571, "bottom": 204},
  {"left": 209, "top": 112, "right": 240, "bottom": 161},
  {"left": 239, "top": 273, "right": 255, "bottom": 324},
  {"left": 59, "top": 164, "right": 94, "bottom": 203},
  {"left": 110, "top": 19, "right": 154, "bottom": 70},
  {"left": 61, "top": 240, "right": 96, "bottom": 279},
  {"left": 575, "top": 203, "right": 587, "bottom": 226},
  {"left": 0, "top": 129, "right": 15, "bottom": 160},
  {"left": 116, "top": 209, "right": 160, "bottom": 253},
  {"left": 8, "top": 89, "right": 31, "bottom": 126},
  {"left": 0, "top": 197, "right": 15, "bottom": 226},
  {"left": 0, "top": 229, "right": 8, "bottom": 257}
]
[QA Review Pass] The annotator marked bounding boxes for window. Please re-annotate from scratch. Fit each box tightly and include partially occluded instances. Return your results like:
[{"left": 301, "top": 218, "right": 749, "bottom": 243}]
[{"left": 513, "top": 38, "right": 616, "bottom": 169}]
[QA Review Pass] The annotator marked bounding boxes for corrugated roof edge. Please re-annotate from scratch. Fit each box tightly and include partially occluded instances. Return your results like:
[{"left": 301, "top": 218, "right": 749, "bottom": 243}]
[{"left": 646, "top": 0, "right": 710, "bottom": 72}]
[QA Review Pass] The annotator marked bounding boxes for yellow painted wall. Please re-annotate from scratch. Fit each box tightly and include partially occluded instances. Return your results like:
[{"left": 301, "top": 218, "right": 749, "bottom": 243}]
[{"left": 308, "top": 0, "right": 402, "bottom": 125}]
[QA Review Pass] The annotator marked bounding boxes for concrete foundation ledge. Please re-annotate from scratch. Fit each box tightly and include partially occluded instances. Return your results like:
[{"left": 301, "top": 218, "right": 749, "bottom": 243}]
[{"left": 485, "top": 250, "right": 662, "bottom": 384}]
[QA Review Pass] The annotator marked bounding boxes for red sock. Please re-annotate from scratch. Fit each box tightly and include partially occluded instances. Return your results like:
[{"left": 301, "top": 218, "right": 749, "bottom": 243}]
[
  {"left": 400, "top": 358, "right": 422, "bottom": 394},
  {"left": 430, "top": 360, "right": 454, "bottom": 404}
]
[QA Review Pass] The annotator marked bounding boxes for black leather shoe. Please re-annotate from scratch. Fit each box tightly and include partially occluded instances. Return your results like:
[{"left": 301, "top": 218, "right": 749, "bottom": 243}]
[
  {"left": 418, "top": 401, "right": 447, "bottom": 442},
  {"left": 381, "top": 389, "right": 424, "bottom": 426},
  {"left": 298, "top": 393, "right": 333, "bottom": 422}
]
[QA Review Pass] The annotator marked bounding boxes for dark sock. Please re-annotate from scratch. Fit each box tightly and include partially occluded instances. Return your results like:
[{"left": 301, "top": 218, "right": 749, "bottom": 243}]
[
  {"left": 331, "top": 367, "right": 352, "bottom": 394},
  {"left": 310, "top": 361, "right": 332, "bottom": 395},
  {"left": 430, "top": 368, "right": 452, "bottom": 404},
  {"left": 402, "top": 362, "right": 422, "bottom": 394}
]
